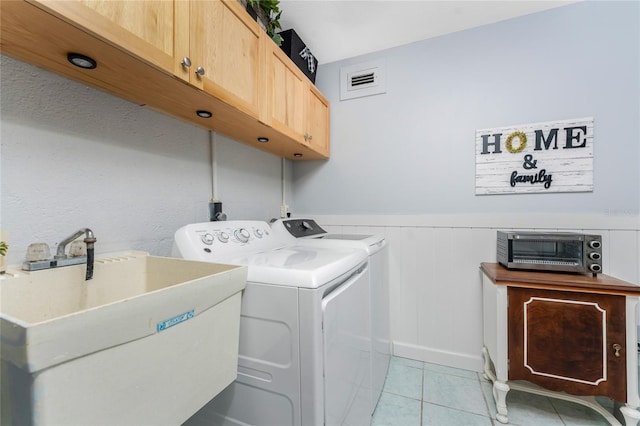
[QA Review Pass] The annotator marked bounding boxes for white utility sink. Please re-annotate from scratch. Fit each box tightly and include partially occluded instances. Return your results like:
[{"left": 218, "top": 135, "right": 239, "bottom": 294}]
[{"left": 0, "top": 251, "right": 247, "bottom": 426}]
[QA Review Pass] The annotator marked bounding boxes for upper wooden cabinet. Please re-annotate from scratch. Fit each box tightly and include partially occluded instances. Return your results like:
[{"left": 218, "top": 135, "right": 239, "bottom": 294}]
[
  {"left": 189, "top": 0, "right": 263, "bottom": 119},
  {"left": 264, "top": 42, "right": 330, "bottom": 157},
  {"left": 0, "top": 0, "right": 328, "bottom": 160}
]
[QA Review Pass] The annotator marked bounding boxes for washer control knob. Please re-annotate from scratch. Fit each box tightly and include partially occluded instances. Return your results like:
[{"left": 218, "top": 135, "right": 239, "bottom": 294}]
[
  {"left": 218, "top": 232, "right": 230, "bottom": 243},
  {"left": 255, "top": 229, "right": 263, "bottom": 238},
  {"left": 235, "top": 228, "right": 250, "bottom": 243},
  {"left": 201, "top": 233, "right": 214, "bottom": 245},
  {"left": 301, "top": 221, "right": 312, "bottom": 230}
]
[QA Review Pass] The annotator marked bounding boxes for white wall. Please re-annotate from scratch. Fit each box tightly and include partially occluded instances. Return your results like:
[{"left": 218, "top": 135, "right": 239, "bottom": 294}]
[
  {"left": 292, "top": 2, "right": 640, "bottom": 370},
  {"left": 0, "top": 55, "right": 290, "bottom": 266},
  {"left": 310, "top": 214, "right": 639, "bottom": 371}
]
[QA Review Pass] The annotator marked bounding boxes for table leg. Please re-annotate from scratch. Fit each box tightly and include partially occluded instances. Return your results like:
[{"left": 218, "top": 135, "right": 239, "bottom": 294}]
[
  {"left": 493, "top": 381, "right": 510, "bottom": 424},
  {"left": 620, "top": 405, "right": 640, "bottom": 426}
]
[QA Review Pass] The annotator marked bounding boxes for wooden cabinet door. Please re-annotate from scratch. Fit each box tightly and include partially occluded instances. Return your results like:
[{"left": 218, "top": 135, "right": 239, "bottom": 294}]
[
  {"left": 189, "top": 0, "right": 262, "bottom": 118},
  {"left": 508, "top": 287, "right": 626, "bottom": 401},
  {"left": 263, "top": 43, "right": 306, "bottom": 141},
  {"left": 33, "top": 0, "right": 187, "bottom": 79},
  {"left": 307, "top": 86, "right": 330, "bottom": 157},
  {"left": 263, "top": 42, "right": 330, "bottom": 158}
]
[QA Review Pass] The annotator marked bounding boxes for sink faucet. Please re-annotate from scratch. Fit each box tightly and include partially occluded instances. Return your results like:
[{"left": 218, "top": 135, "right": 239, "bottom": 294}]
[
  {"left": 55, "top": 228, "right": 96, "bottom": 258},
  {"left": 55, "top": 228, "right": 97, "bottom": 280}
]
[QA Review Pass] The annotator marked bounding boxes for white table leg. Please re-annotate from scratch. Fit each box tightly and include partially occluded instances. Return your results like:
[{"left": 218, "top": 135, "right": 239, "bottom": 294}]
[
  {"left": 482, "top": 346, "right": 511, "bottom": 424},
  {"left": 493, "top": 381, "right": 510, "bottom": 424},
  {"left": 620, "top": 405, "right": 640, "bottom": 426}
]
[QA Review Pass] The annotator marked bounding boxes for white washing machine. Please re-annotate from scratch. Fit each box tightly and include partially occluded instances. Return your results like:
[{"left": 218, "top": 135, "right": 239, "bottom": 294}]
[
  {"left": 270, "top": 218, "right": 391, "bottom": 415},
  {"left": 172, "top": 220, "right": 372, "bottom": 426}
]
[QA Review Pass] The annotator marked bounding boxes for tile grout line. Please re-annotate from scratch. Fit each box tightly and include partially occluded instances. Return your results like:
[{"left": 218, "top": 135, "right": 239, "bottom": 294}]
[
  {"left": 477, "top": 373, "right": 490, "bottom": 415},
  {"left": 423, "top": 364, "right": 497, "bottom": 425},
  {"left": 420, "top": 362, "right": 425, "bottom": 426},
  {"left": 477, "top": 372, "right": 496, "bottom": 426},
  {"left": 548, "top": 397, "right": 569, "bottom": 426}
]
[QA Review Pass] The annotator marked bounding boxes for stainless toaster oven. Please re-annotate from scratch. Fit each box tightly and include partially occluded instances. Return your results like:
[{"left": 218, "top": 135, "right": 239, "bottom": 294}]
[{"left": 497, "top": 231, "right": 602, "bottom": 275}]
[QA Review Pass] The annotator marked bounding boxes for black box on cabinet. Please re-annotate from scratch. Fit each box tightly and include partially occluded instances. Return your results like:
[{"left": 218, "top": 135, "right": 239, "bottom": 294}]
[{"left": 279, "top": 29, "right": 318, "bottom": 83}]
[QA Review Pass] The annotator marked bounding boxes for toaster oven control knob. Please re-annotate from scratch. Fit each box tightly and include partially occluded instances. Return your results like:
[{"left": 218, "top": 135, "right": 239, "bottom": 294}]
[
  {"left": 235, "top": 228, "right": 250, "bottom": 243},
  {"left": 589, "top": 263, "right": 602, "bottom": 273},
  {"left": 589, "top": 252, "right": 601, "bottom": 260},
  {"left": 588, "top": 240, "right": 602, "bottom": 249},
  {"left": 201, "top": 233, "right": 214, "bottom": 245}
]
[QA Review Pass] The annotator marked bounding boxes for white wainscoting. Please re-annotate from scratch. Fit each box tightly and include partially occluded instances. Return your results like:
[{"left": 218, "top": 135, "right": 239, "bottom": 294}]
[{"left": 306, "top": 213, "right": 640, "bottom": 372}]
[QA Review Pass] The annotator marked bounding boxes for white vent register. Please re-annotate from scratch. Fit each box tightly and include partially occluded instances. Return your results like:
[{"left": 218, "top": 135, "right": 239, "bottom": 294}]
[{"left": 340, "top": 58, "right": 386, "bottom": 100}]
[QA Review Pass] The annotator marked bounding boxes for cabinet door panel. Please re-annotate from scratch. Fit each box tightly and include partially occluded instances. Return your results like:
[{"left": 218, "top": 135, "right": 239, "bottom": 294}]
[
  {"left": 191, "top": 0, "right": 261, "bottom": 117},
  {"left": 508, "top": 287, "right": 626, "bottom": 401},
  {"left": 79, "top": 0, "right": 173, "bottom": 53},
  {"left": 307, "top": 86, "right": 330, "bottom": 157},
  {"left": 267, "top": 47, "right": 306, "bottom": 140},
  {"left": 34, "top": 0, "right": 183, "bottom": 77}
]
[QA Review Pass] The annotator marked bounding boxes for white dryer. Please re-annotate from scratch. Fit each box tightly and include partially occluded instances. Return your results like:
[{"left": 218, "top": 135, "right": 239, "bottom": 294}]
[
  {"left": 172, "top": 221, "right": 372, "bottom": 426},
  {"left": 270, "top": 218, "right": 391, "bottom": 414}
]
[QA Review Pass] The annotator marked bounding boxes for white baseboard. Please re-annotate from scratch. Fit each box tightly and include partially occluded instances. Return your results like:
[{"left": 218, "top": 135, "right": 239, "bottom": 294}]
[{"left": 393, "top": 341, "right": 485, "bottom": 372}]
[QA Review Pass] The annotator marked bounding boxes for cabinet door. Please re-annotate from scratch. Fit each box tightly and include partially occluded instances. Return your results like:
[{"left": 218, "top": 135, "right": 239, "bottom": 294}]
[
  {"left": 32, "top": 0, "right": 187, "bottom": 79},
  {"left": 508, "top": 287, "right": 626, "bottom": 401},
  {"left": 264, "top": 44, "right": 306, "bottom": 141},
  {"left": 190, "top": 0, "right": 262, "bottom": 118},
  {"left": 307, "top": 86, "right": 330, "bottom": 157}
]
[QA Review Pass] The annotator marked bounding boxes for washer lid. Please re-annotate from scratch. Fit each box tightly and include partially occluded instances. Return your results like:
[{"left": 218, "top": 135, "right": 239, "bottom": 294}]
[
  {"left": 223, "top": 245, "right": 367, "bottom": 288},
  {"left": 312, "top": 234, "right": 387, "bottom": 255},
  {"left": 270, "top": 219, "right": 385, "bottom": 255},
  {"left": 318, "top": 234, "right": 373, "bottom": 241}
]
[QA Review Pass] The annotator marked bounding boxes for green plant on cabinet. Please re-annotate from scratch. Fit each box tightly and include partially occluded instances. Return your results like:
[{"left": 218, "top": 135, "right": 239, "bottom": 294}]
[{"left": 249, "top": 0, "right": 283, "bottom": 46}]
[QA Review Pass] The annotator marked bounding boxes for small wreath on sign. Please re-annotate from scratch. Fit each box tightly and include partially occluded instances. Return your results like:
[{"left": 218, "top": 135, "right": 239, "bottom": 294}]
[{"left": 506, "top": 131, "right": 527, "bottom": 154}]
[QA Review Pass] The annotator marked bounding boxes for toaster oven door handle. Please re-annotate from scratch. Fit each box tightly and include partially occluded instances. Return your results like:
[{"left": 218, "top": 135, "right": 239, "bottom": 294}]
[{"left": 512, "top": 234, "right": 584, "bottom": 241}]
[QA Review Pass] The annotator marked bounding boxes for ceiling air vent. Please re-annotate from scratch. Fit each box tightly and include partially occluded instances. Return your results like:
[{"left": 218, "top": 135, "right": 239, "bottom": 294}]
[{"left": 340, "top": 59, "right": 386, "bottom": 101}]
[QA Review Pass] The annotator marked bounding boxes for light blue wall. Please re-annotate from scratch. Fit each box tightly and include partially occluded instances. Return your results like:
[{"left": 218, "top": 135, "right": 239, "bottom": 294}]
[{"left": 292, "top": 1, "right": 640, "bottom": 216}]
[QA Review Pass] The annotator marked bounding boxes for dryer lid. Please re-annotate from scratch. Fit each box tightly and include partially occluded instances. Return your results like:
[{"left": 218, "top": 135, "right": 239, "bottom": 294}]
[{"left": 223, "top": 245, "right": 367, "bottom": 288}]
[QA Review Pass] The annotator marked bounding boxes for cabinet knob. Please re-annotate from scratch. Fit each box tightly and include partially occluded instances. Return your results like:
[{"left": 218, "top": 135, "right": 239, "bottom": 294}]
[
  {"left": 195, "top": 66, "right": 206, "bottom": 77},
  {"left": 181, "top": 57, "right": 192, "bottom": 68},
  {"left": 613, "top": 343, "right": 622, "bottom": 357}
]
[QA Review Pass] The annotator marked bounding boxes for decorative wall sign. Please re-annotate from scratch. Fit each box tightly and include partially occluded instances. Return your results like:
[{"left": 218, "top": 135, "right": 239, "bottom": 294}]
[{"left": 475, "top": 117, "right": 594, "bottom": 195}]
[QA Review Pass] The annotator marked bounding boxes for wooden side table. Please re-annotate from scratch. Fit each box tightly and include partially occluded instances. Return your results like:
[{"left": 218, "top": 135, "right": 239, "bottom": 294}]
[{"left": 481, "top": 262, "right": 640, "bottom": 426}]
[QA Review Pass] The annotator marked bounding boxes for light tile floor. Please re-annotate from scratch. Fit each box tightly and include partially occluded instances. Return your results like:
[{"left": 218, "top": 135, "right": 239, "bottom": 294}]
[{"left": 372, "top": 356, "right": 617, "bottom": 426}]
